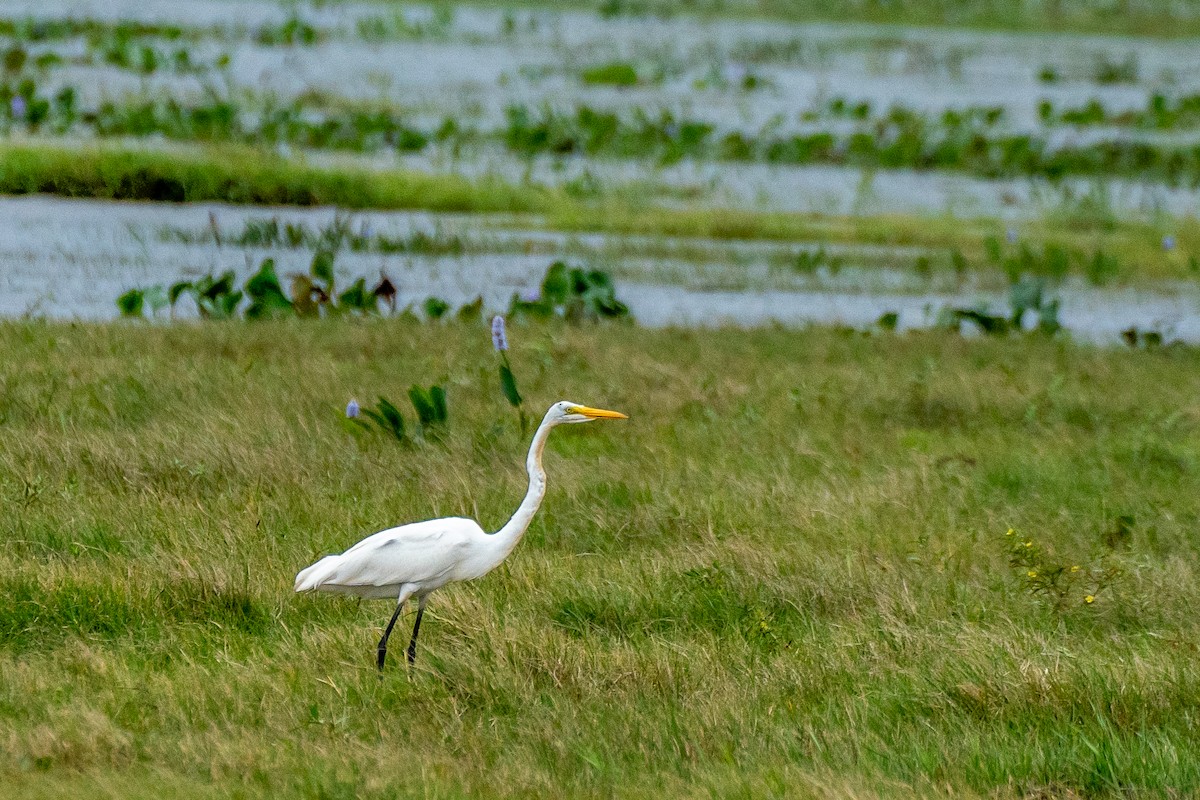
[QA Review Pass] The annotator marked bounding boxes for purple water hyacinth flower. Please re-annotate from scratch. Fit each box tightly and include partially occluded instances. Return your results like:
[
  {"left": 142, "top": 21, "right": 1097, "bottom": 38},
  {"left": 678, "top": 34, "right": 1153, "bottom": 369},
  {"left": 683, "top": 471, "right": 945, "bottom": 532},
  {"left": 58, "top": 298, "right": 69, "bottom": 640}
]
[
  {"left": 491, "top": 315, "right": 508, "bottom": 351},
  {"left": 520, "top": 288, "right": 541, "bottom": 302},
  {"left": 1005, "top": 227, "right": 1018, "bottom": 243},
  {"left": 1162, "top": 235, "right": 1176, "bottom": 251},
  {"left": 346, "top": 399, "right": 360, "bottom": 419},
  {"left": 10, "top": 95, "right": 26, "bottom": 120}
]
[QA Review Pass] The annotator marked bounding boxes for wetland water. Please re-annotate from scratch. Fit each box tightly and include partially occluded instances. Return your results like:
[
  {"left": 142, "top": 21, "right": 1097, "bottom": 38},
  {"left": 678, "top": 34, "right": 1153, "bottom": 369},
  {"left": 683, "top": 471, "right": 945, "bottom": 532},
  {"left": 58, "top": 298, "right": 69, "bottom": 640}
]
[
  {"left": 2, "top": 196, "right": 1196, "bottom": 345},
  {"left": 1, "top": 2, "right": 1197, "bottom": 342},
  {"left": 6, "top": 1, "right": 1200, "bottom": 217}
]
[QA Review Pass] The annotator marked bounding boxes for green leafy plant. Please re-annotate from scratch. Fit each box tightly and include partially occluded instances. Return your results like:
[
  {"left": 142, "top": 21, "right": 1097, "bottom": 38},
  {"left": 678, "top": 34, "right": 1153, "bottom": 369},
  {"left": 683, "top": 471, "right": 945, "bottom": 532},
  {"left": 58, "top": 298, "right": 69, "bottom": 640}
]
[
  {"left": 423, "top": 297, "right": 450, "bottom": 320},
  {"left": 117, "top": 250, "right": 400, "bottom": 320},
  {"left": 792, "top": 245, "right": 843, "bottom": 274},
  {"left": 1008, "top": 277, "right": 1061, "bottom": 335},
  {"left": 408, "top": 385, "right": 448, "bottom": 432},
  {"left": 360, "top": 397, "right": 407, "bottom": 442},
  {"left": 169, "top": 271, "right": 242, "bottom": 319},
  {"left": 244, "top": 258, "right": 293, "bottom": 319},
  {"left": 509, "top": 261, "right": 629, "bottom": 323},
  {"left": 348, "top": 388, "right": 447, "bottom": 443},
  {"left": 492, "top": 315, "right": 527, "bottom": 435},
  {"left": 116, "top": 288, "right": 144, "bottom": 318},
  {"left": 335, "top": 278, "right": 377, "bottom": 314},
  {"left": 936, "top": 277, "right": 1060, "bottom": 337},
  {"left": 255, "top": 14, "right": 320, "bottom": 46},
  {"left": 169, "top": 215, "right": 467, "bottom": 257}
]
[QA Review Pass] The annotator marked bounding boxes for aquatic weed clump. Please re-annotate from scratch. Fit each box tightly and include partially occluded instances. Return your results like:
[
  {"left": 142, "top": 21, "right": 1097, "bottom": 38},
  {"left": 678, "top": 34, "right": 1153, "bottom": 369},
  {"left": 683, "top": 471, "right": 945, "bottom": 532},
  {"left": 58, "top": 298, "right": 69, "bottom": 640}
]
[{"left": 508, "top": 261, "right": 629, "bottom": 323}]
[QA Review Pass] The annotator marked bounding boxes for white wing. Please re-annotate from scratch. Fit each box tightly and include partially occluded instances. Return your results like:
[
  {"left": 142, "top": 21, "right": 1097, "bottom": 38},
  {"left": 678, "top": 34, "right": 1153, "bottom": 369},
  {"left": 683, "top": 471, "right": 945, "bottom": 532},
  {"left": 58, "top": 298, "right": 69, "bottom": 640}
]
[{"left": 295, "top": 517, "right": 486, "bottom": 598}]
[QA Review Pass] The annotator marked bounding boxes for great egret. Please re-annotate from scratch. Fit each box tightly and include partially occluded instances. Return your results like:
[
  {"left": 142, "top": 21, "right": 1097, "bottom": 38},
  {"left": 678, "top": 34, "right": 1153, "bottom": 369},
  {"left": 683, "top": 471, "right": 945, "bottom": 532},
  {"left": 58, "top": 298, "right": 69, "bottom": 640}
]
[{"left": 295, "top": 400, "right": 628, "bottom": 670}]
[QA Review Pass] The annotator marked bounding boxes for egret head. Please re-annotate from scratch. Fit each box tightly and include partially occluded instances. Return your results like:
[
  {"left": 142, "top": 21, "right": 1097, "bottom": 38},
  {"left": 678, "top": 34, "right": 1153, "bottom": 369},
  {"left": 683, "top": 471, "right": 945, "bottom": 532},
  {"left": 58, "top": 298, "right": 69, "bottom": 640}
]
[{"left": 547, "top": 400, "right": 628, "bottom": 425}]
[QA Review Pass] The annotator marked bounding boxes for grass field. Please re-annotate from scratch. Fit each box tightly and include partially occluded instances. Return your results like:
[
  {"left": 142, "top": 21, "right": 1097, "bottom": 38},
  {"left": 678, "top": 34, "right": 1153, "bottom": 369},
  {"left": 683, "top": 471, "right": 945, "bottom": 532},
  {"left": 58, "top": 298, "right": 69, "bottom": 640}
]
[{"left": 1, "top": 319, "right": 1199, "bottom": 798}]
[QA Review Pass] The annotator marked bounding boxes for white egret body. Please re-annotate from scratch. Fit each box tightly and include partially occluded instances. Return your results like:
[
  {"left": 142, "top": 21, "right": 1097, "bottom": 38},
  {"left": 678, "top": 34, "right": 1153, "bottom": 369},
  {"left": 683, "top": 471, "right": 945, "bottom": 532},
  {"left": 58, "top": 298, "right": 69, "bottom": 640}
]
[{"left": 295, "top": 401, "right": 627, "bottom": 669}]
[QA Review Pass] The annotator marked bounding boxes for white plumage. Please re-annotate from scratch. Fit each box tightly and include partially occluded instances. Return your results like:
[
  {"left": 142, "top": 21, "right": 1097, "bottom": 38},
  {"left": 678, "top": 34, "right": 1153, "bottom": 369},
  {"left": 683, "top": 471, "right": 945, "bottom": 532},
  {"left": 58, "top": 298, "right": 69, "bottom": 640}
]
[
  {"left": 294, "top": 518, "right": 489, "bottom": 599},
  {"left": 295, "top": 400, "right": 627, "bottom": 669}
]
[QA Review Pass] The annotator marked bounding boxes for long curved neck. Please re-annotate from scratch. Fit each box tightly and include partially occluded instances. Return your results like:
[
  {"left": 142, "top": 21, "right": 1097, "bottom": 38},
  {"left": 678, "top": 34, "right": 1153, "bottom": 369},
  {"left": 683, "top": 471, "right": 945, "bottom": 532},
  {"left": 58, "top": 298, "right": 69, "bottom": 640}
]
[{"left": 488, "top": 417, "right": 554, "bottom": 561}]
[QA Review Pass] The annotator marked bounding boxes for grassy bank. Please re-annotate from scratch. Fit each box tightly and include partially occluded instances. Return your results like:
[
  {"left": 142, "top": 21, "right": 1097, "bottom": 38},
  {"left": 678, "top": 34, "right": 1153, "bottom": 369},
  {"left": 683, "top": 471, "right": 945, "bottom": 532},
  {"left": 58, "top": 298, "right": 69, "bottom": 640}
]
[
  {"left": 1, "top": 319, "right": 1199, "bottom": 797},
  {"left": 434, "top": 0, "right": 1200, "bottom": 38},
  {"left": 6, "top": 0, "right": 1195, "bottom": 39},
  {"left": 2, "top": 142, "right": 1196, "bottom": 285},
  {"left": 0, "top": 143, "right": 552, "bottom": 213},
  {"left": 546, "top": 204, "right": 1198, "bottom": 284}
]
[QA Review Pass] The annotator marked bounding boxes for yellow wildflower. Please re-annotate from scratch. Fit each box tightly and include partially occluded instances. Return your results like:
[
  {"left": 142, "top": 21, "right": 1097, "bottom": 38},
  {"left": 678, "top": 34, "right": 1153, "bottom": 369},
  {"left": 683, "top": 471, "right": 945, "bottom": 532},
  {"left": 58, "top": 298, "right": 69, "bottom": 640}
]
[
  {"left": 1025, "top": 541, "right": 1033, "bottom": 548},
  {"left": 1027, "top": 570, "right": 1037, "bottom": 578},
  {"left": 1084, "top": 595, "right": 1095, "bottom": 604},
  {"left": 1006, "top": 528, "right": 1015, "bottom": 536},
  {"left": 1070, "top": 565, "right": 1080, "bottom": 573}
]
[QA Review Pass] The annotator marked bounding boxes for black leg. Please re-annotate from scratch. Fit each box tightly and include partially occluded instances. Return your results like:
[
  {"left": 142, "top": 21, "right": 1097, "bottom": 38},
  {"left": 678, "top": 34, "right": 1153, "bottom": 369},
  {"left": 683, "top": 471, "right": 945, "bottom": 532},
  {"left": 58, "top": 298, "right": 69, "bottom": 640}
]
[
  {"left": 377, "top": 599, "right": 406, "bottom": 672},
  {"left": 406, "top": 597, "right": 427, "bottom": 665}
]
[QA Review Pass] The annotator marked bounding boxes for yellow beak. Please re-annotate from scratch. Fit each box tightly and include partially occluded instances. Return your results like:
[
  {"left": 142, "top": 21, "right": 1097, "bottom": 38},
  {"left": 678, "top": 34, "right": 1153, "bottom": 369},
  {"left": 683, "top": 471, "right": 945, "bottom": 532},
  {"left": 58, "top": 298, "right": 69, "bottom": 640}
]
[{"left": 569, "top": 405, "right": 629, "bottom": 420}]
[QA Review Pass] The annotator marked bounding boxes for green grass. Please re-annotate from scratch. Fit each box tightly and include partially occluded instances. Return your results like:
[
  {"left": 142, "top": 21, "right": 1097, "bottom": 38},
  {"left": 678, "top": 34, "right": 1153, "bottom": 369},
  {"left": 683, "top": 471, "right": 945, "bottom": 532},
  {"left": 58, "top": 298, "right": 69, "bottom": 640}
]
[
  {"left": 580, "top": 61, "right": 642, "bottom": 87},
  {"left": 0, "top": 142, "right": 551, "bottom": 213},
  {"left": 417, "top": 0, "right": 1200, "bottom": 38},
  {"left": 1, "top": 319, "right": 1199, "bottom": 797}
]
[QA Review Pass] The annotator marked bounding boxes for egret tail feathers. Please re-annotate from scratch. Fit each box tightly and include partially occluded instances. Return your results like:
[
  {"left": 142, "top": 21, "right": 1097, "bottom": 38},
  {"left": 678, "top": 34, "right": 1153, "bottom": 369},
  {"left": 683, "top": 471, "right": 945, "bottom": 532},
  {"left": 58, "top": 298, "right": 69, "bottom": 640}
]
[{"left": 294, "top": 555, "right": 342, "bottom": 592}]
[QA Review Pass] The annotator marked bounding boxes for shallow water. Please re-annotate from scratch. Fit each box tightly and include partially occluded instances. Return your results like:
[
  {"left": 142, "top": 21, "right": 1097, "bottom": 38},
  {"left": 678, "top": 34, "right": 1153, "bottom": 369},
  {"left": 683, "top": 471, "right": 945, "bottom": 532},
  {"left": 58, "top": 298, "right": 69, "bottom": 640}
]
[
  {"left": 2, "top": 7, "right": 1194, "bottom": 113},
  {"left": 401, "top": 145, "right": 1200, "bottom": 218},
  {"left": 14, "top": 1, "right": 1200, "bottom": 124},
  {"left": 1, "top": 5, "right": 1198, "bottom": 341},
  {"left": 627, "top": 283, "right": 1200, "bottom": 346},
  {"left": 7, "top": 1, "right": 1199, "bottom": 219},
  {"left": 1, "top": 196, "right": 1195, "bottom": 345}
]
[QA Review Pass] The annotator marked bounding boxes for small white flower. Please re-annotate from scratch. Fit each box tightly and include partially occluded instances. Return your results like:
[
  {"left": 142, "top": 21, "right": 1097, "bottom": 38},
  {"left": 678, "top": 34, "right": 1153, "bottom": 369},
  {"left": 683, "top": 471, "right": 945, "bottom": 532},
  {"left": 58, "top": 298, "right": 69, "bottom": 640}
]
[
  {"left": 491, "top": 315, "right": 508, "bottom": 351},
  {"left": 346, "top": 399, "right": 360, "bottom": 418}
]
